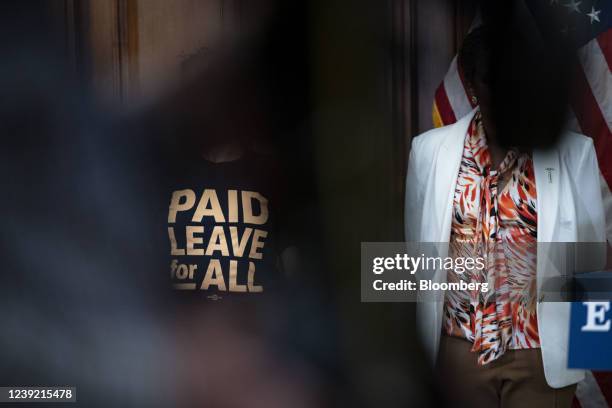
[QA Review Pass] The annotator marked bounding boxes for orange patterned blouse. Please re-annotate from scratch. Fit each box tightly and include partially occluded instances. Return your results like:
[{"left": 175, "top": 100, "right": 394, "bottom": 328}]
[{"left": 443, "top": 110, "right": 540, "bottom": 365}]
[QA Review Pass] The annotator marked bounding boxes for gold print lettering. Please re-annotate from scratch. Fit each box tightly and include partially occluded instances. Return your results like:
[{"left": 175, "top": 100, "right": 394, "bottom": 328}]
[
  {"left": 170, "top": 259, "right": 178, "bottom": 278},
  {"left": 228, "top": 190, "right": 239, "bottom": 223},
  {"left": 188, "top": 264, "right": 197, "bottom": 279},
  {"left": 171, "top": 261, "right": 197, "bottom": 280},
  {"left": 186, "top": 225, "right": 205, "bottom": 255},
  {"left": 168, "top": 189, "right": 196, "bottom": 223},
  {"left": 176, "top": 264, "right": 190, "bottom": 279},
  {"left": 167, "top": 188, "right": 272, "bottom": 294},
  {"left": 229, "top": 226, "right": 253, "bottom": 257},
  {"left": 229, "top": 259, "right": 247, "bottom": 292},
  {"left": 242, "top": 191, "right": 269, "bottom": 225},
  {"left": 205, "top": 225, "right": 230, "bottom": 256},
  {"left": 247, "top": 261, "right": 263, "bottom": 293},
  {"left": 192, "top": 189, "right": 225, "bottom": 223},
  {"left": 249, "top": 229, "right": 268, "bottom": 260},
  {"left": 168, "top": 227, "right": 185, "bottom": 256},
  {"left": 201, "top": 259, "right": 226, "bottom": 291}
]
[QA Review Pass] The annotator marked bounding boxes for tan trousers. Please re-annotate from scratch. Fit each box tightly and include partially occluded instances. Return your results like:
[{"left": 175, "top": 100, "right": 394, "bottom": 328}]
[{"left": 436, "top": 335, "right": 576, "bottom": 408}]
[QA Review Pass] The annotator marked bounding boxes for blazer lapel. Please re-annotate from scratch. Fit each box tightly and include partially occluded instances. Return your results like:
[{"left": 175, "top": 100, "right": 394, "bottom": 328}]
[
  {"left": 435, "top": 109, "right": 477, "bottom": 242},
  {"left": 533, "top": 148, "right": 561, "bottom": 243}
]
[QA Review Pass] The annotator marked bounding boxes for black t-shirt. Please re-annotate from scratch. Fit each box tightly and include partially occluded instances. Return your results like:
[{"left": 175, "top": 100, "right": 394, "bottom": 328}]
[{"left": 163, "top": 153, "right": 287, "bottom": 301}]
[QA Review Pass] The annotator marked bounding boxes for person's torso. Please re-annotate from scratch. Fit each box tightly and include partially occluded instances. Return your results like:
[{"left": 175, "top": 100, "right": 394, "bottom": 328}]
[{"left": 162, "top": 153, "right": 285, "bottom": 302}]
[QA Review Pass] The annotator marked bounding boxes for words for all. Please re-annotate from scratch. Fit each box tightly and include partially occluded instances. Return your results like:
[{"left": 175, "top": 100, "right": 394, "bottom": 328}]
[{"left": 171, "top": 259, "right": 262, "bottom": 292}]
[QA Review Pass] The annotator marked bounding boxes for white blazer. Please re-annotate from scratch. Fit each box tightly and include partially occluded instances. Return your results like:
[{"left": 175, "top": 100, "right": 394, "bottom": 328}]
[{"left": 404, "top": 108, "right": 607, "bottom": 388}]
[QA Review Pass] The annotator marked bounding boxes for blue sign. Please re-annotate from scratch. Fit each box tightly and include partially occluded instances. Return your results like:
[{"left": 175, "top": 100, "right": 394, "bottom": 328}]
[{"left": 568, "top": 301, "right": 612, "bottom": 370}]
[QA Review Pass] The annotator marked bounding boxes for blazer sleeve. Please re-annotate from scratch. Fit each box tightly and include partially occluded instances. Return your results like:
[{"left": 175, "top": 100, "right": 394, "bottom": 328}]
[
  {"left": 600, "top": 173, "right": 612, "bottom": 244},
  {"left": 576, "top": 137, "right": 607, "bottom": 243},
  {"left": 573, "top": 137, "right": 608, "bottom": 275}
]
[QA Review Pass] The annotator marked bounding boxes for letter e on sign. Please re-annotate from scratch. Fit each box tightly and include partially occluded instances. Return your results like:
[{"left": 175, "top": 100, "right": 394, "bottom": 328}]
[{"left": 581, "top": 301, "right": 611, "bottom": 332}]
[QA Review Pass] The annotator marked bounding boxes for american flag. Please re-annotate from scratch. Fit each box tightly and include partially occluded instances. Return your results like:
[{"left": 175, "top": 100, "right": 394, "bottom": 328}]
[{"left": 432, "top": 1, "right": 612, "bottom": 407}]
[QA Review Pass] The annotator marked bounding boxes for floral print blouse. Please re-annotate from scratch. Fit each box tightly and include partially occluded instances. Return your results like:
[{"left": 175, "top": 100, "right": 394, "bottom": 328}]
[{"left": 443, "top": 110, "right": 540, "bottom": 365}]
